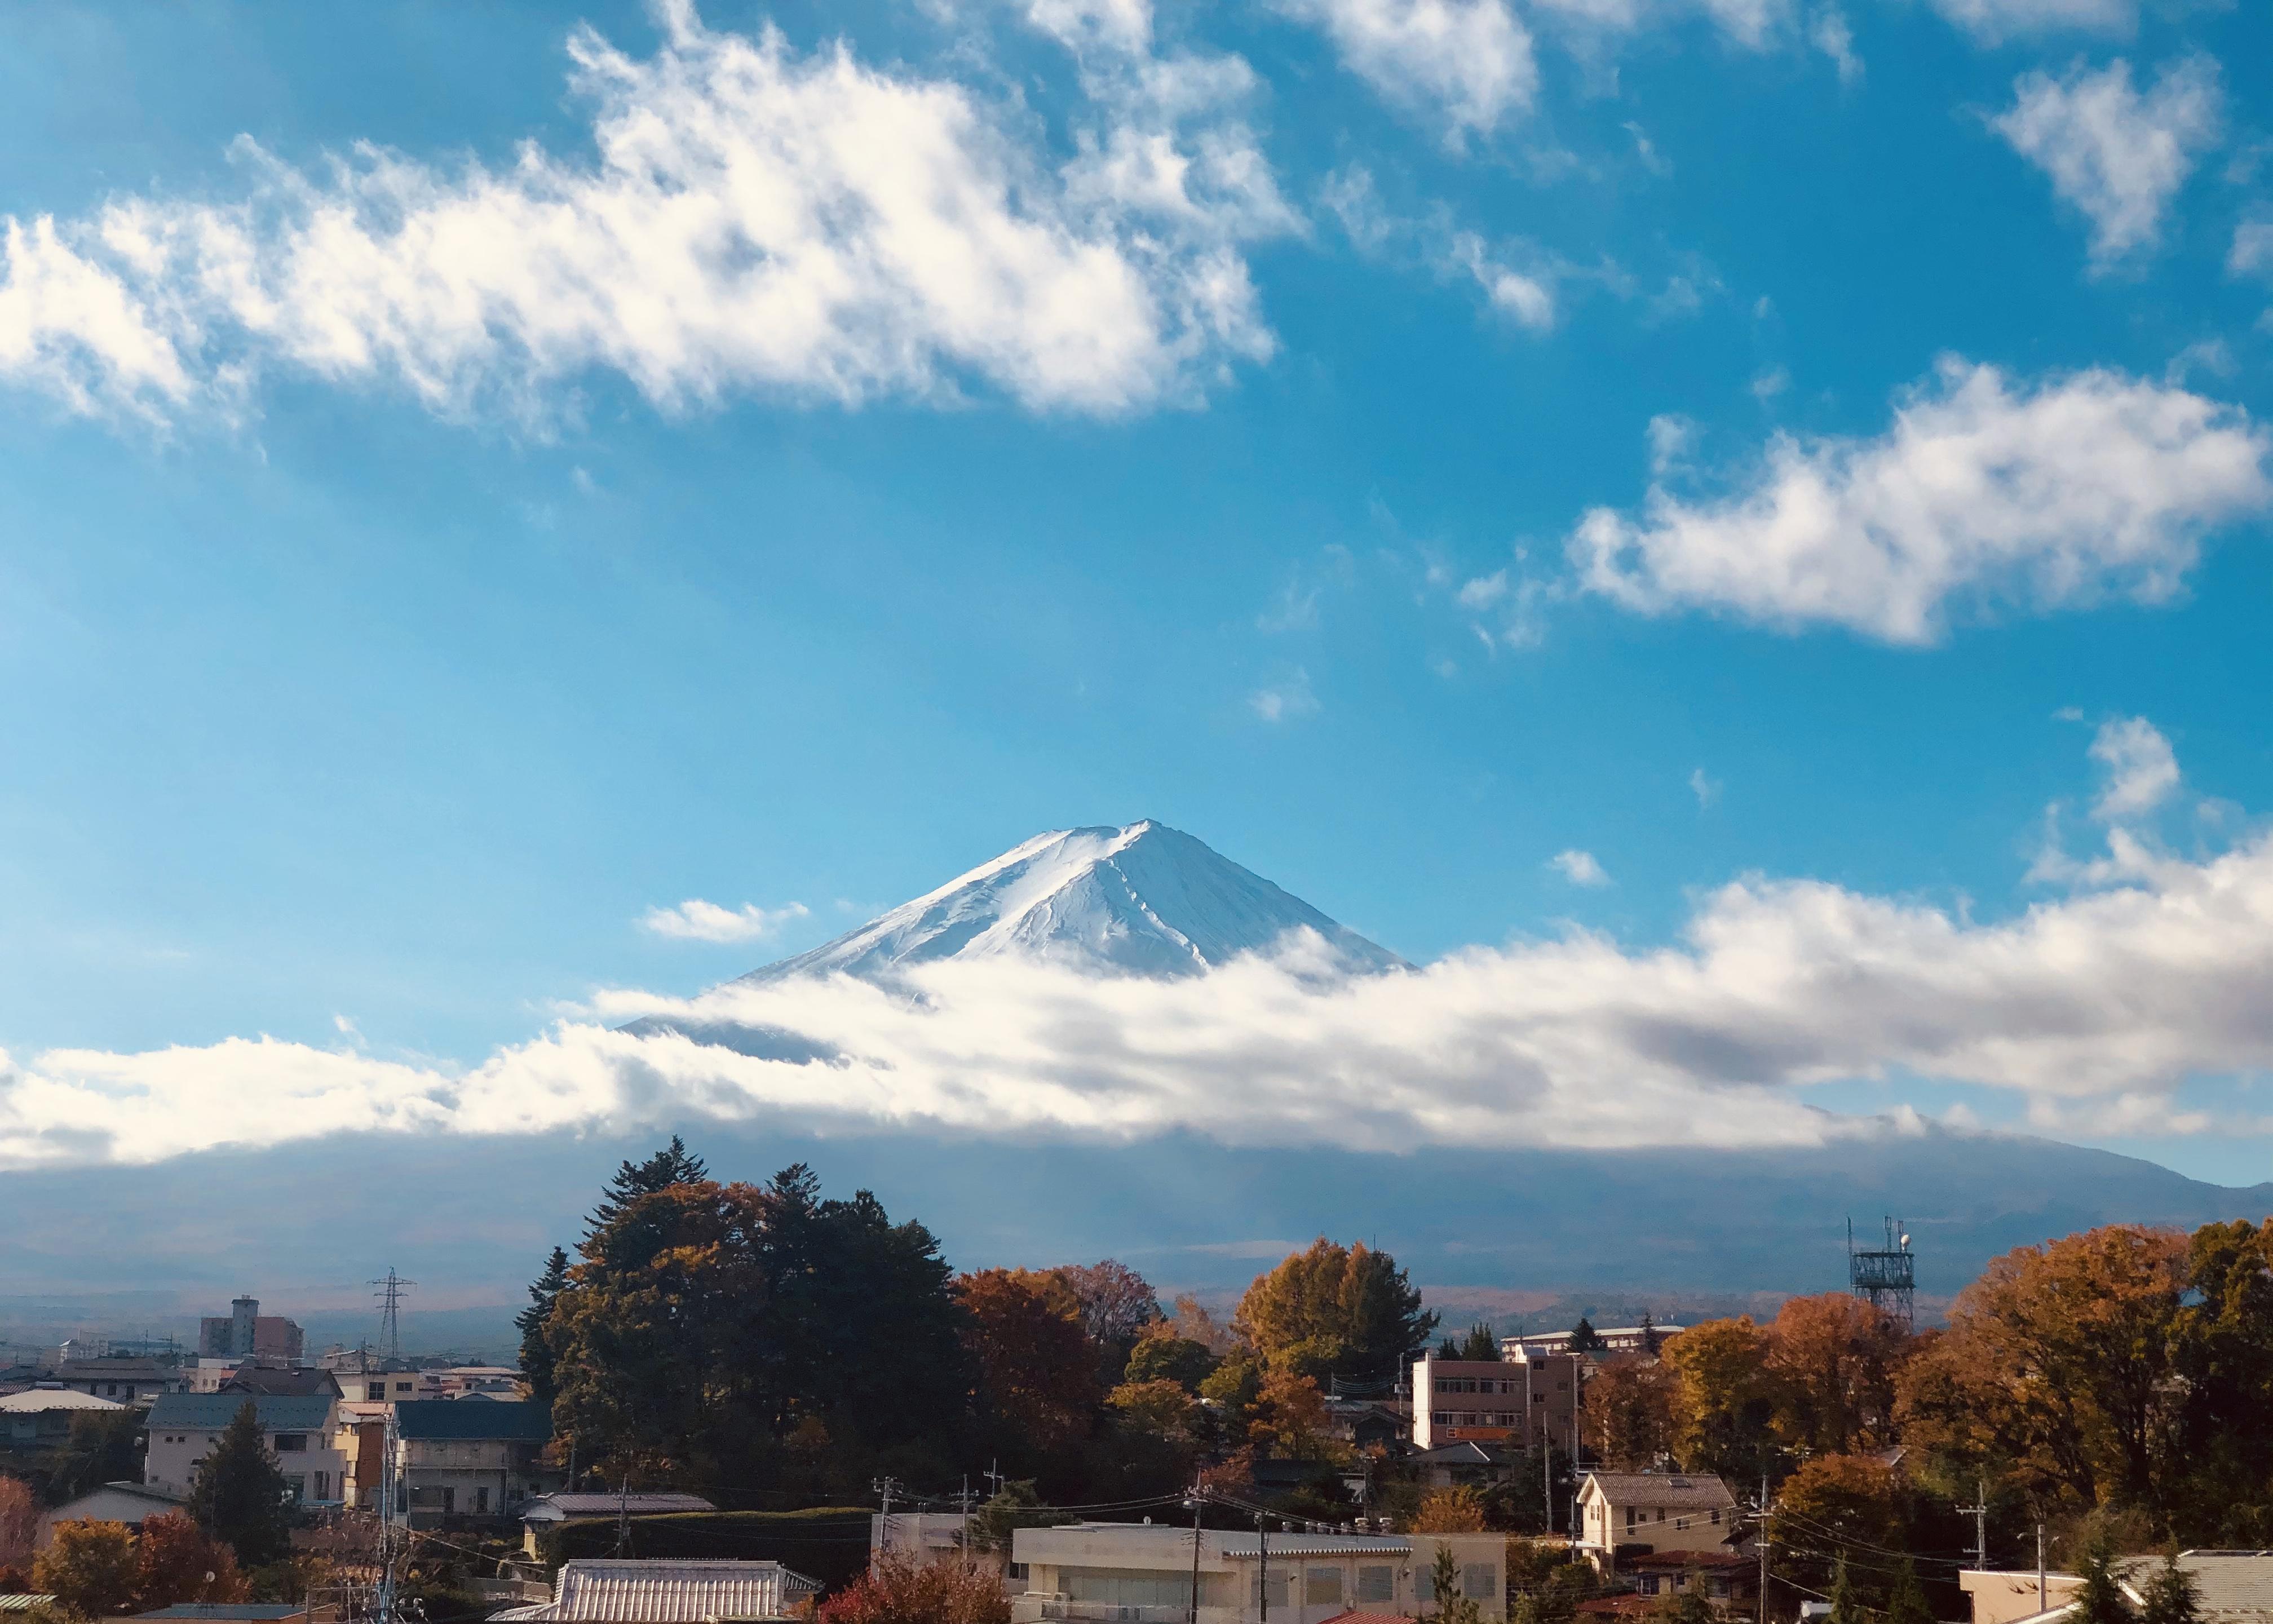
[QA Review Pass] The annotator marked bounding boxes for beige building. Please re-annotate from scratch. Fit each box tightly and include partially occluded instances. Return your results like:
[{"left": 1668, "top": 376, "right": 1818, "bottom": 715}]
[
  {"left": 1962, "top": 1553, "right": 2273, "bottom": 1624},
  {"left": 1410, "top": 1351, "right": 1580, "bottom": 1453},
  {"left": 1576, "top": 1473, "right": 1740, "bottom": 1576},
  {"left": 1011, "top": 1523, "right": 1506, "bottom": 1624},
  {"left": 144, "top": 1393, "right": 346, "bottom": 1504}
]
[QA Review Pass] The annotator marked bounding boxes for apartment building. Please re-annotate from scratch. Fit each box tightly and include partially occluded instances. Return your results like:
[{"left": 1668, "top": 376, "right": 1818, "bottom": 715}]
[{"left": 1409, "top": 1350, "right": 1580, "bottom": 1453}]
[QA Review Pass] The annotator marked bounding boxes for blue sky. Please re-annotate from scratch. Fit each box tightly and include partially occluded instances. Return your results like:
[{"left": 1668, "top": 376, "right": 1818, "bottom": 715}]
[{"left": 4, "top": 0, "right": 2273, "bottom": 1185}]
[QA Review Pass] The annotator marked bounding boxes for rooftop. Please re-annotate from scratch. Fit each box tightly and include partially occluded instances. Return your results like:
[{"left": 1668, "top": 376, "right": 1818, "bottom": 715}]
[
  {"left": 394, "top": 1399, "right": 550, "bottom": 1442},
  {"left": 0, "top": 1388, "right": 126, "bottom": 1412},
  {"left": 135, "top": 1609, "right": 311, "bottom": 1620},
  {"left": 494, "top": 1560, "right": 822, "bottom": 1623},
  {"left": 1580, "top": 1473, "right": 1737, "bottom": 1511},
  {"left": 525, "top": 1493, "right": 718, "bottom": 1521},
  {"left": 148, "top": 1393, "right": 335, "bottom": 1431}
]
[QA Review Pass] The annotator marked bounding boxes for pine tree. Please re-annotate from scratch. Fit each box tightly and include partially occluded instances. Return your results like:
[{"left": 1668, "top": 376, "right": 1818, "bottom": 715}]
[
  {"left": 2139, "top": 1555, "right": 2198, "bottom": 1624},
  {"left": 1639, "top": 1313, "right": 1662, "bottom": 1358},
  {"left": 186, "top": 1401, "right": 294, "bottom": 1569},
  {"left": 1569, "top": 1318, "right": 1608, "bottom": 1355},
  {"left": 1426, "top": 1546, "right": 1482, "bottom": 1624},
  {"left": 518, "top": 1246, "right": 571, "bottom": 1405},
  {"left": 584, "top": 1137, "right": 710, "bottom": 1238},
  {"left": 1458, "top": 1323, "right": 1501, "bottom": 1361},
  {"left": 1884, "top": 1560, "right": 1935, "bottom": 1624},
  {"left": 2073, "top": 1540, "right": 2139, "bottom": 1624},
  {"left": 1826, "top": 1555, "right": 1861, "bottom": 1624}
]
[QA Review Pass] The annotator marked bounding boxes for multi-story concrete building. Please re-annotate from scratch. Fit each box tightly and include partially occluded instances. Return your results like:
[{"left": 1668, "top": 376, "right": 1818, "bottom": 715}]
[
  {"left": 1409, "top": 1350, "right": 1580, "bottom": 1453},
  {"left": 1010, "top": 1523, "right": 1507, "bottom": 1624},
  {"left": 1503, "top": 1327, "right": 1684, "bottom": 1361},
  {"left": 197, "top": 1298, "right": 305, "bottom": 1364},
  {"left": 391, "top": 1400, "right": 559, "bottom": 1524}
]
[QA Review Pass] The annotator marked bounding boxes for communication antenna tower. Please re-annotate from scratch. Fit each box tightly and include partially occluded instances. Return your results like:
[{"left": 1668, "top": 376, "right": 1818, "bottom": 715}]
[
  {"left": 1847, "top": 1216, "right": 1916, "bottom": 1329},
  {"left": 371, "top": 1268, "right": 416, "bottom": 1360}
]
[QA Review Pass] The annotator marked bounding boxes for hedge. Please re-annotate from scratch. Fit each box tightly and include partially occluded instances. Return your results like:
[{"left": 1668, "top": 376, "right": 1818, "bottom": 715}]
[{"left": 538, "top": 1507, "right": 875, "bottom": 1592}]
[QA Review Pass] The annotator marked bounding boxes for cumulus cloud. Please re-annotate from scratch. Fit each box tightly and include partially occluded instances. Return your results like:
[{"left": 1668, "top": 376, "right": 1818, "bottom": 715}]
[
  {"left": 1568, "top": 357, "right": 2272, "bottom": 644},
  {"left": 640, "top": 899, "right": 812, "bottom": 944},
  {"left": 2088, "top": 716, "right": 2179, "bottom": 822},
  {"left": 1993, "top": 57, "right": 2223, "bottom": 268},
  {"left": 0, "top": 0, "right": 1289, "bottom": 427},
  {"left": 1551, "top": 849, "right": 1611, "bottom": 886},
  {"left": 1249, "top": 667, "right": 1319, "bottom": 721},
  {"left": 1273, "top": 0, "right": 1538, "bottom": 145},
  {"left": 2234, "top": 219, "right": 2273, "bottom": 281},
  {"left": 23, "top": 809, "right": 2273, "bottom": 1166}
]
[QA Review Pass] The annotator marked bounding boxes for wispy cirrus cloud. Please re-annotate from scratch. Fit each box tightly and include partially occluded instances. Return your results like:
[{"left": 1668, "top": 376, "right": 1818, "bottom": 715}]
[
  {"left": 640, "top": 899, "right": 811, "bottom": 944},
  {"left": 1569, "top": 357, "right": 2271, "bottom": 644},
  {"left": 0, "top": 0, "right": 1288, "bottom": 428},
  {"left": 1273, "top": 0, "right": 1538, "bottom": 146}
]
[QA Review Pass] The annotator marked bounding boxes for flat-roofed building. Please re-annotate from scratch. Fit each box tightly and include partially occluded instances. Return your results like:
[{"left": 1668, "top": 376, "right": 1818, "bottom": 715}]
[{"left": 1410, "top": 1351, "right": 1580, "bottom": 1453}]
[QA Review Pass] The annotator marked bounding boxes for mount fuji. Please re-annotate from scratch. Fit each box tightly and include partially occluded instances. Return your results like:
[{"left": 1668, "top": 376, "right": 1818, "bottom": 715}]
[{"left": 736, "top": 820, "right": 1406, "bottom": 984}]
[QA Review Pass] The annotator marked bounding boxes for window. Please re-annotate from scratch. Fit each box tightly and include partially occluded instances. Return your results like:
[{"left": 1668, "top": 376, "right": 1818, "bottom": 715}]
[
  {"left": 1656, "top": 1508, "right": 1665, "bottom": 1523},
  {"left": 316, "top": 1472, "right": 330, "bottom": 1500},
  {"left": 476, "top": 1488, "right": 490, "bottom": 1514},
  {"left": 368, "top": 1383, "right": 384, "bottom": 1401},
  {"left": 1305, "top": 1569, "right": 1343, "bottom": 1606},
  {"left": 1625, "top": 1507, "right": 1637, "bottom": 1532},
  {"left": 1640, "top": 1578, "right": 1661, "bottom": 1597},
  {"left": 1359, "top": 1568, "right": 1395, "bottom": 1604},
  {"left": 1007, "top": 1564, "right": 1029, "bottom": 1583},
  {"left": 1710, "top": 1510, "right": 1721, "bottom": 1525},
  {"left": 1433, "top": 1412, "right": 1451, "bottom": 1425},
  {"left": 275, "top": 1434, "right": 308, "bottom": 1452},
  {"left": 1462, "top": 1567, "right": 1496, "bottom": 1600}
]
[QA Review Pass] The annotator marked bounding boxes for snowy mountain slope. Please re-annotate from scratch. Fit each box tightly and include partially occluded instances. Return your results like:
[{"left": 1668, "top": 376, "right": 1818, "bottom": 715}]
[{"left": 738, "top": 820, "right": 1407, "bottom": 983}]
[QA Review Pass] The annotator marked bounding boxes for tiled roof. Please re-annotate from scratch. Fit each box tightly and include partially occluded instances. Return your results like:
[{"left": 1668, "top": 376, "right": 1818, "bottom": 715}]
[
  {"left": 2128, "top": 1554, "right": 2273, "bottom": 1618},
  {"left": 395, "top": 1399, "right": 550, "bottom": 1442},
  {"left": 496, "top": 1560, "right": 823, "bottom": 1623},
  {"left": 135, "top": 1609, "right": 311, "bottom": 1619},
  {"left": 147, "top": 1394, "right": 334, "bottom": 1431},
  {"left": 1580, "top": 1473, "right": 1737, "bottom": 1511}
]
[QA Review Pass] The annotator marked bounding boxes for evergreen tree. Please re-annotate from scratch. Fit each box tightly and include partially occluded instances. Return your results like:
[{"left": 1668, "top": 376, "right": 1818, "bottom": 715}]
[
  {"left": 1639, "top": 1313, "right": 1662, "bottom": 1358},
  {"left": 1884, "top": 1560, "right": 1935, "bottom": 1624},
  {"left": 1457, "top": 1324, "right": 1500, "bottom": 1361},
  {"left": 585, "top": 1136, "right": 710, "bottom": 1237},
  {"left": 1826, "top": 1555, "right": 1861, "bottom": 1624},
  {"left": 2073, "top": 1541, "right": 2139, "bottom": 1624},
  {"left": 517, "top": 1246, "right": 571, "bottom": 1405},
  {"left": 185, "top": 1402, "right": 293, "bottom": 1569},
  {"left": 2139, "top": 1556, "right": 2199, "bottom": 1624},
  {"left": 1569, "top": 1318, "right": 1608, "bottom": 1356},
  {"left": 1426, "top": 1546, "right": 1482, "bottom": 1624}
]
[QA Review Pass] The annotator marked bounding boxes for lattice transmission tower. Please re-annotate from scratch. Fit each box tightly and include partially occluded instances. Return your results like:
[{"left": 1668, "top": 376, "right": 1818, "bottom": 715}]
[
  {"left": 1847, "top": 1216, "right": 1916, "bottom": 1329},
  {"left": 371, "top": 1267, "right": 416, "bottom": 1360}
]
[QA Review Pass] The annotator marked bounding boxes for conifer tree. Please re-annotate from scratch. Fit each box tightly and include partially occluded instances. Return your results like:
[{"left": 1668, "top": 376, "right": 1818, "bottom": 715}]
[
  {"left": 2073, "top": 1540, "right": 2139, "bottom": 1624},
  {"left": 2140, "top": 1555, "right": 2199, "bottom": 1624},
  {"left": 584, "top": 1137, "right": 710, "bottom": 1238},
  {"left": 1885, "top": 1559, "right": 1935, "bottom": 1624},
  {"left": 1827, "top": 1555, "right": 1861, "bottom": 1624},
  {"left": 518, "top": 1246, "right": 571, "bottom": 1405},
  {"left": 186, "top": 1401, "right": 293, "bottom": 1569}
]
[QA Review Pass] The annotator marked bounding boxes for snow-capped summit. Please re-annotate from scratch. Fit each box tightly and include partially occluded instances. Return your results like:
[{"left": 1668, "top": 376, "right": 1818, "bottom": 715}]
[{"left": 738, "top": 820, "right": 1404, "bottom": 983}]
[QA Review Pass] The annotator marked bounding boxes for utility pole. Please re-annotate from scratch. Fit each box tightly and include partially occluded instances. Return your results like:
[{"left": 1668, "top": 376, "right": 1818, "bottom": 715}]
[
  {"left": 1756, "top": 1474, "right": 1770, "bottom": 1624},
  {"left": 1186, "top": 1490, "right": 1204, "bottom": 1624},
  {"left": 959, "top": 1477, "right": 975, "bottom": 1570},
  {"left": 1956, "top": 1480, "right": 1988, "bottom": 1571},
  {"left": 2037, "top": 1525, "right": 2047, "bottom": 1612},
  {"left": 614, "top": 1475, "right": 631, "bottom": 1557},
  {"left": 1257, "top": 1513, "right": 1270, "bottom": 1624}
]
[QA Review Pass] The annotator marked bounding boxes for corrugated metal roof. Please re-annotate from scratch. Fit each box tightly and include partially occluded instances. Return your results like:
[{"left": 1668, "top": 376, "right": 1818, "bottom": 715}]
[
  {"left": 135, "top": 1608, "right": 312, "bottom": 1619},
  {"left": 503, "top": 1560, "right": 823, "bottom": 1623},
  {"left": 147, "top": 1394, "right": 334, "bottom": 1431},
  {"left": 0, "top": 1597, "right": 59, "bottom": 1613},
  {"left": 395, "top": 1399, "right": 550, "bottom": 1442},
  {"left": 524, "top": 1493, "right": 717, "bottom": 1520}
]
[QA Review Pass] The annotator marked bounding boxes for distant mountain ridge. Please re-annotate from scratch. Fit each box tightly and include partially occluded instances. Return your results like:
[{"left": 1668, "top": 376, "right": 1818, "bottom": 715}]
[{"left": 736, "top": 820, "right": 1406, "bottom": 983}]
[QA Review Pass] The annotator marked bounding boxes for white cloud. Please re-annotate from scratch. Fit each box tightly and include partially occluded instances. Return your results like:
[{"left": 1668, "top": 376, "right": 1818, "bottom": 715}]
[
  {"left": 1449, "top": 233, "right": 1556, "bottom": 329},
  {"left": 2088, "top": 716, "right": 2179, "bottom": 821},
  {"left": 1750, "top": 366, "right": 1791, "bottom": 402},
  {"left": 2234, "top": 219, "right": 2273, "bottom": 280},
  {"left": 640, "top": 898, "right": 812, "bottom": 944},
  {"left": 1810, "top": 9, "right": 1862, "bottom": 85},
  {"left": 26, "top": 812, "right": 2273, "bottom": 1165},
  {"left": 1993, "top": 57, "right": 2223, "bottom": 268},
  {"left": 1249, "top": 667, "right": 1319, "bottom": 721},
  {"left": 1524, "top": 0, "right": 1790, "bottom": 50},
  {"left": 1690, "top": 767, "right": 1722, "bottom": 808},
  {"left": 0, "top": 0, "right": 1289, "bottom": 426},
  {"left": 1551, "top": 848, "right": 1612, "bottom": 886},
  {"left": 1273, "top": 0, "right": 1538, "bottom": 145},
  {"left": 1323, "top": 166, "right": 1558, "bottom": 331},
  {"left": 1569, "top": 357, "right": 2272, "bottom": 644},
  {"left": 1922, "top": 0, "right": 2130, "bottom": 43}
]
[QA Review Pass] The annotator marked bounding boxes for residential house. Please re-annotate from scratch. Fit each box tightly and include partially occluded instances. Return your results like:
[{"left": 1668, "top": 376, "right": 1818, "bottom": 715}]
[
  {"left": 49, "top": 1359, "right": 184, "bottom": 1403},
  {"left": 132, "top": 1607, "right": 320, "bottom": 1624},
  {"left": 1010, "top": 1522, "right": 1507, "bottom": 1624},
  {"left": 490, "top": 1559, "right": 823, "bottom": 1624},
  {"left": 145, "top": 1393, "right": 344, "bottom": 1504},
  {"left": 1321, "top": 1395, "right": 1408, "bottom": 1453},
  {"left": 1624, "top": 1552, "right": 1757, "bottom": 1610},
  {"left": 1409, "top": 1442, "right": 1516, "bottom": 1490},
  {"left": 1409, "top": 1351, "right": 1580, "bottom": 1454},
  {"left": 1575, "top": 1474, "right": 1740, "bottom": 1578},
  {"left": 38, "top": 1482, "right": 187, "bottom": 1547},
  {"left": 1963, "top": 1553, "right": 2273, "bottom": 1624},
  {"left": 391, "top": 1399, "right": 558, "bottom": 1524},
  {"left": 198, "top": 1299, "right": 306, "bottom": 1364},
  {"left": 219, "top": 1368, "right": 346, "bottom": 1400},
  {"left": 0, "top": 1388, "right": 126, "bottom": 1450}
]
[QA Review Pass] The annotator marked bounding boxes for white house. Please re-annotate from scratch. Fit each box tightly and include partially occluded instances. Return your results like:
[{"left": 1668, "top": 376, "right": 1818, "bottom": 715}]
[
  {"left": 1575, "top": 1473, "right": 1741, "bottom": 1577},
  {"left": 38, "top": 1482, "right": 186, "bottom": 1547},
  {"left": 144, "top": 1393, "right": 344, "bottom": 1504},
  {"left": 1010, "top": 1523, "right": 1507, "bottom": 1624},
  {"left": 391, "top": 1400, "right": 558, "bottom": 1523}
]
